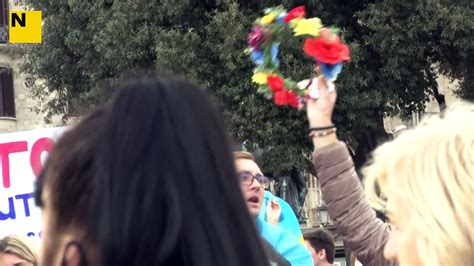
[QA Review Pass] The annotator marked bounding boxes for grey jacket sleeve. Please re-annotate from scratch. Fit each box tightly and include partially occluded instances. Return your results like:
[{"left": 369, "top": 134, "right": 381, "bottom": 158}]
[{"left": 312, "top": 142, "right": 397, "bottom": 266}]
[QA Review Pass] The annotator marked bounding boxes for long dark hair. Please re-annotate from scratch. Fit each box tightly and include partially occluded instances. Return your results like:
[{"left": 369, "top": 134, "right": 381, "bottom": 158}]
[{"left": 88, "top": 77, "right": 268, "bottom": 265}]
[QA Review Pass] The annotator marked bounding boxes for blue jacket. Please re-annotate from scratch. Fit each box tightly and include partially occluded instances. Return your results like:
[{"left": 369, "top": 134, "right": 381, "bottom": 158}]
[
  {"left": 259, "top": 191, "right": 304, "bottom": 242},
  {"left": 257, "top": 218, "right": 313, "bottom": 266}
]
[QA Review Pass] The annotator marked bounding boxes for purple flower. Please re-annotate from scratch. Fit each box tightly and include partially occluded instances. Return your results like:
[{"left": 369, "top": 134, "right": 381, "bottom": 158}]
[{"left": 248, "top": 25, "right": 265, "bottom": 49}]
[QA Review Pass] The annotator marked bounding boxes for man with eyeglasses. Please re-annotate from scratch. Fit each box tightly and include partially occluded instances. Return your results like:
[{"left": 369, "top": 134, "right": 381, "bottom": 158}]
[{"left": 234, "top": 151, "right": 313, "bottom": 266}]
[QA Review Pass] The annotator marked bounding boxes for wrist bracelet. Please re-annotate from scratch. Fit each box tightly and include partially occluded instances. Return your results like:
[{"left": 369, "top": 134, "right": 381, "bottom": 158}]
[
  {"left": 309, "top": 128, "right": 337, "bottom": 138},
  {"left": 308, "top": 124, "right": 335, "bottom": 132}
]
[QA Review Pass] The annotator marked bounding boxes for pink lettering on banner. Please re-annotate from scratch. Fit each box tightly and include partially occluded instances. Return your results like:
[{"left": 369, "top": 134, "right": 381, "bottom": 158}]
[
  {"left": 0, "top": 138, "right": 54, "bottom": 188},
  {"left": 30, "top": 137, "right": 54, "bottom": 177},
  {"left": 0, "top": 127, "right": 64, "bottom": 240},
  {"left": 0, "top": 141, "right": 28, "bottom": 188}
]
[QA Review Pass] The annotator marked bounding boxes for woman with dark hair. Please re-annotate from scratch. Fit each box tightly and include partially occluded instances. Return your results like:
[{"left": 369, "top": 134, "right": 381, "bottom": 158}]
[{"left": 35, "top": 76, "right": 272, "bottom": 266}]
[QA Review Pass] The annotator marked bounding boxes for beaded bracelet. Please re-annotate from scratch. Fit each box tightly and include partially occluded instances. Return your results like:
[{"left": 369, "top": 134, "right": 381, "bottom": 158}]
[
  {"left": 308, "top": 124, "right": 335, "bottom": 132},
  {"left": 308, "top": 128, "right": 337, "bottom": 138}
]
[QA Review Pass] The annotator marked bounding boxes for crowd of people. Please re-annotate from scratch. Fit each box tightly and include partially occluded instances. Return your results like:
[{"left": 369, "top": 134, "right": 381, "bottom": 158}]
[{"left": 1, "top": 75, "right": 472, "bottom": 266}]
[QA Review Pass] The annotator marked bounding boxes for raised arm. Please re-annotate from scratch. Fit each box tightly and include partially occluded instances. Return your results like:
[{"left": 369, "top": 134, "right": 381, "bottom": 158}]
[{"left": 306, "top": 78, "right": 397, "bottom": 266}]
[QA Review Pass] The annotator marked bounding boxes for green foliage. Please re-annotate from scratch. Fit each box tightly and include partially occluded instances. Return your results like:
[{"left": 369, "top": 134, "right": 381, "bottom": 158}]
[{"left": 18, "top": 0, "right": 473, "bottom": 174}]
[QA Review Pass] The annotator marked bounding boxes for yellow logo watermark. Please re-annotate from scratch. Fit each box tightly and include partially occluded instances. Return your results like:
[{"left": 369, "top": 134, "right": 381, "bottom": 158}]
[{"left": 9, "top": 11, "right": 42, "bottom": 43}]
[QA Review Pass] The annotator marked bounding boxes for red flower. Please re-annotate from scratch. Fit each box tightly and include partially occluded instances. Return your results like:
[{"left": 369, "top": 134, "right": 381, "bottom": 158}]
[
  {"left": 288, "top": 91, "right": 299, "bottom": 108},
  {"left": 284, "top": 6, "right": 306, "bottom": 23},
  {"left": 273, "top": 90, "right": 300, "bottom": 108},
  {"left": 267, "top": 75, "right": 285, "bottom": 92},
  {"left": 273, "top": 90, "right": 290, "bottom": 106},
  {"left": 304, "top": 37, "right": 350, "bottom": 64}
]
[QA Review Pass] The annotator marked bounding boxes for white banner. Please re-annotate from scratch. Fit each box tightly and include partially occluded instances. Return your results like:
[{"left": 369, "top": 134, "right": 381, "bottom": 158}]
[{"left": 0, "top": 127, "right": 66, "bottom": 241}]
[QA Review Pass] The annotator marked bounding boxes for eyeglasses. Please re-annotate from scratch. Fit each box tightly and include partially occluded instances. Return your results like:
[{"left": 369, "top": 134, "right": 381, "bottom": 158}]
[{"left": 237, "top": 171, "right": 269, "bottom": 189}]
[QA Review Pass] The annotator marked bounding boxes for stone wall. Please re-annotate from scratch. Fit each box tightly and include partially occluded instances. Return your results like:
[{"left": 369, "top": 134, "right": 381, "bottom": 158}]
[{"left": 0, "top": 54, "right": 59, "bottom": 133}]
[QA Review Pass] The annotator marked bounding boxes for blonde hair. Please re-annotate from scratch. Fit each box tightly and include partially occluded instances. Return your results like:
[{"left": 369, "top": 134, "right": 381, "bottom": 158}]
[
  {"left": 0, "top": 235, "right": 38, "bottom": 265},
  {"left": 364, "top": 103, "right": 474, "bottom": 266},
  {"left": 233, "top": 151, "right": 255, "bottom": 161}
]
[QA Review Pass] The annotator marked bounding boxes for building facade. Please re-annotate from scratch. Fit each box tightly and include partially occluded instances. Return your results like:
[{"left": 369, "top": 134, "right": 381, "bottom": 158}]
[
  {"left": 384, "top": 75, "right": 460, "bottom": 132},
  {"left": 0, "top": 0, "right": 58, "bottom": 133}
]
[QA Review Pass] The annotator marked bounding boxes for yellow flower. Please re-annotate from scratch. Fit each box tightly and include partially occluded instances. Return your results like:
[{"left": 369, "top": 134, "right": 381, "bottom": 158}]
[
  {"left": 261, "top": 13, "right": 277, "bottom": 25},
  {"left": 288, "top": 17, "right": 303, "bottom": 28},
  {"left": 293, "top": 18, "right": 322, "bottom": 36},
  {"left": 252, "top": 72, "right": 268, "bottom": 85}
]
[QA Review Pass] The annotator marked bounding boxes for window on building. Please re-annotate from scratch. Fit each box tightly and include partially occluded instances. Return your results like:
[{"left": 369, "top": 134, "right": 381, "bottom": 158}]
[
  {"left": 0, "top": 0, "right": 8, "bottom": 43},
  {"left": 0, "top": 68, "right": 15, "bottom": 117}
]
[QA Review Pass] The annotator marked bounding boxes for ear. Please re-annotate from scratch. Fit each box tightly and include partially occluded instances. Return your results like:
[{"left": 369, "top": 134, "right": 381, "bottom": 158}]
[
  {"left": 319, "top": 249, "right": 327, "bottom": 260},
  {"left": 62, "top": 242, "right": 83, "bottom": 266}
]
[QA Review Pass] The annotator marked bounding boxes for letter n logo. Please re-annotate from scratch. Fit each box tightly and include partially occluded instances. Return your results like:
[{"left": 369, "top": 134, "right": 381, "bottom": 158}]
[
  {"left": 9, "top": 11, "right": 42, "bottom": 43},
  {"left": 12, "top": 13, "right": 26, "bottom": 27}
]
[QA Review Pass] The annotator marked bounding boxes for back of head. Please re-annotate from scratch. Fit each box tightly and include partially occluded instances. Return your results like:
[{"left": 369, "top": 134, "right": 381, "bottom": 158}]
[
  {"left": 304, "top": 229, "right": 335, "bottom": 264},
  {"left": 364, "top": 103, "right": 474, "bottom": 265},
  {"left": 90, "top": 76, "right": 268, "bottom": 265},
  {"left": 0, "top": 235, "right": 38, "bottom": 265}
]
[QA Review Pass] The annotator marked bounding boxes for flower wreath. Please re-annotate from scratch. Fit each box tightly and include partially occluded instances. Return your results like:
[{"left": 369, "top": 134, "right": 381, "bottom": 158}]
[{"left": 247, "top": 6, "right": 350, "bottom": 109}]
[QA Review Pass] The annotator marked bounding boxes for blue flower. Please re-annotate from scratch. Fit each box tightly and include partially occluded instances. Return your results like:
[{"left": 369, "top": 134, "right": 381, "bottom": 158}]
[
  {"left": 320, "top": 63, "right": 343, "bottom": 80},
  {"left": 276, "top": 12, "right": 287, "bottom": 24},
  {"left": 251, "top": 49, "right": 264, "bottom": 65},
  {"left": 250, "top": 44, "right": 279, "bottom": 66},
  {"left": 271, "top": 43, "right": 280, "bottom": 66}
]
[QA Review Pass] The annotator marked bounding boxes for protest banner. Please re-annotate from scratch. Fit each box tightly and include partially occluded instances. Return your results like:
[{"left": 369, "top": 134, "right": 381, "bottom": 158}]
[{"left": 0, "top": 127, "right": 65, "bottom": 240}]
